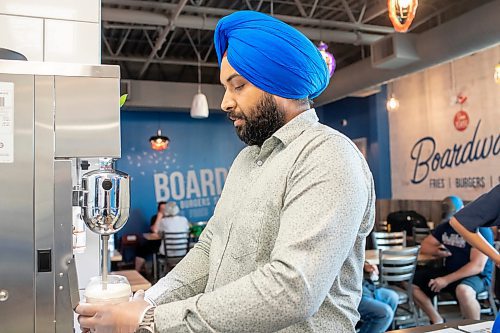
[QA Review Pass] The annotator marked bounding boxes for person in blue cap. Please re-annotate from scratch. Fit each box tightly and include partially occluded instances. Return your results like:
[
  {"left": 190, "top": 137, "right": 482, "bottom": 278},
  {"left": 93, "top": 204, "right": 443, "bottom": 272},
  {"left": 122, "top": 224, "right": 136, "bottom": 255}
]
[
  {"left": 412, "top": 195, "right": 493, "bottom": 324},
  {"left": 77, "top": 11, "right": 375, "bottom": 333}
]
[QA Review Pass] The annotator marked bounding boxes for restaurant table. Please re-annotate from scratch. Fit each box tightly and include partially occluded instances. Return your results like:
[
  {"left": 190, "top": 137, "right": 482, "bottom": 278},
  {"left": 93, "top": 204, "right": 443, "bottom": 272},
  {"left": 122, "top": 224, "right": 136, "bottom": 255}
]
[
  {"left": 365, "top": 249, "right": 438, "bottom": 265},
  {"left": 143, "top": 232, "right": 161, "bottom": 241},
  {"left": 111, "top": 269, "right": 151, "bottom": 292},
  {"left": 387, "top": 319, "right": 484, "bottom": 332}
]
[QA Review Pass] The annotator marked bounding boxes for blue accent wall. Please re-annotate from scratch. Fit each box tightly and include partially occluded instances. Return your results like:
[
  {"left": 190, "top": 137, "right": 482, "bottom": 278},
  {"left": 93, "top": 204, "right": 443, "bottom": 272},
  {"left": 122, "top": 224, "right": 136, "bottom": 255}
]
[
  {"left": 316, "top": 85, "right": 392, "bottom": 199},
  {"left": 117, "top": 88, "right": 392, "bottom": 236},
  {"left": 116, "top": 110, "right": 244, "bottom": 236}
]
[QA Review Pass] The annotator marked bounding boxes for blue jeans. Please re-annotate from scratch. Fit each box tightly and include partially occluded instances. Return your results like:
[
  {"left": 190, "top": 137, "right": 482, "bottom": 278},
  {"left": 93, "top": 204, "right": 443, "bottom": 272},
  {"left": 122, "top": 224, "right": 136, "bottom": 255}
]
[{"left": 358, "top": 287, "right": 399, "bottom": 333}]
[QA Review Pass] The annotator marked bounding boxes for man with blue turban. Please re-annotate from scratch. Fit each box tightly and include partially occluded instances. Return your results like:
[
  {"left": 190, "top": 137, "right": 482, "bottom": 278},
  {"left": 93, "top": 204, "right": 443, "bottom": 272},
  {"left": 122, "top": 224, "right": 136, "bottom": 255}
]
[{"left": 77, "top": 11, "right": 375, "bottom": 333}]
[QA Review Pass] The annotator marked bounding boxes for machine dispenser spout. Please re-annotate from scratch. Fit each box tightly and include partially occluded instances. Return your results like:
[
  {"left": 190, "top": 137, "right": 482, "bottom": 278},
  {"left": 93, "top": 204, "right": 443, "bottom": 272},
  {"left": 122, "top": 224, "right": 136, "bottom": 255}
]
[{"left": 80, "top": 158, "right": 130, "bottom": 285}]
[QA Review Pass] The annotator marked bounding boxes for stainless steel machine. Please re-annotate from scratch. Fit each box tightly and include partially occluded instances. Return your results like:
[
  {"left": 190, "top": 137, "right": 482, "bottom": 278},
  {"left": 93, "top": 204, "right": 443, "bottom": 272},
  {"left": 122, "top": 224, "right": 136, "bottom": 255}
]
[{"left": 0, "top": 60, "right": 128, "bottom": 332}]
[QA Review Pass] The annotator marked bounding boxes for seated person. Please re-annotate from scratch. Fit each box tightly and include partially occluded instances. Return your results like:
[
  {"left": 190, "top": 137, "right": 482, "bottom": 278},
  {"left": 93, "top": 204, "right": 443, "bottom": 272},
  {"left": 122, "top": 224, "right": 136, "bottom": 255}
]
[
  {"left": 450, "top": 185, "right": 500, "bottom": 265},
  {"left": 358, "top": 262, "right": 398, "bottom": 333},
  {"left": 412, "top": 196, "right": 493, "bottom": 324},
  {"left": 134, "top": 201, "right": 166, "bottom": 272},
  {"left": 151, "top": 201, "right": 190, "bottom": 258}
]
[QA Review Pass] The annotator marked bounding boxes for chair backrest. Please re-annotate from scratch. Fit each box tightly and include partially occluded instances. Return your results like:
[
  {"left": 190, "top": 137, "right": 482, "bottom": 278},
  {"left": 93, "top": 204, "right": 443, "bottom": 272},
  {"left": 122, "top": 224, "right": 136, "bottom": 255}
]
[
  {"left": 161, "top": 231, "right": 190, "bottom": 259},
  {"left": 372, "top": 231, "right": 407, "bottom": 250},
  {"left": 380, "top": 246, "right": 420, "bottom": 285},
  {"left": 377, "top": 220, "right": 389, "bottom": 232},
  {"left": 412, "top": 227, "right": 431, "bottom": 245}
]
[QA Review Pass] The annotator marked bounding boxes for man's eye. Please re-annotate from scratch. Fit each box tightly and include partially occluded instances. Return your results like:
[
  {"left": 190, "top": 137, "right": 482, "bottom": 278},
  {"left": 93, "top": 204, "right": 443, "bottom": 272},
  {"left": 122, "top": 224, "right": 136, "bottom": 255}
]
[{"left": 235, "top": 84, "right": 245, "bottom": 91}]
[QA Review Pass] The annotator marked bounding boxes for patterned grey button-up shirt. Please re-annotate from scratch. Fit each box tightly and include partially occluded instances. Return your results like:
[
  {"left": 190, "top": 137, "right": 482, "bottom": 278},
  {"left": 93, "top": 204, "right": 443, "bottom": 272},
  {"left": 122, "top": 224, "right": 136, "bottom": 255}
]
[{"left": 145, "top": 108, "right": 375, "bottom": 332}]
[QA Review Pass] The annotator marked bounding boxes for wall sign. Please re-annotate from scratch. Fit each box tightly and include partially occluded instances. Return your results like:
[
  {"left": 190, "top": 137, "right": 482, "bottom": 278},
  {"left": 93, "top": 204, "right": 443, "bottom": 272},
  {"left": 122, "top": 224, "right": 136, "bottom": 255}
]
[
  {"left": 116, "top": 111, "right": 244, "bottom": 232},
  {"left": 390, "top": 46, "right": 500, "bottom": 200}
]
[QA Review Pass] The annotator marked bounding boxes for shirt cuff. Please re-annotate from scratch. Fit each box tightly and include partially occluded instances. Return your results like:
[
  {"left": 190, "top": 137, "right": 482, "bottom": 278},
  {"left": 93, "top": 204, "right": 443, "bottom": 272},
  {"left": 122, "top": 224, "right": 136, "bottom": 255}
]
[{"left": 144, "top": 296, "right": 157, "bottom": 307}]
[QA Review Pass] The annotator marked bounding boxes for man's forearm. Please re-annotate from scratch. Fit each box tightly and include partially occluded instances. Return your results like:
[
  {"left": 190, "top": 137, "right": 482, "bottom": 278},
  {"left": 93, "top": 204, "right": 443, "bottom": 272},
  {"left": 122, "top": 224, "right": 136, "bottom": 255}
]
[
  {"left": 450, "top": 217, "right": 499, "bottom": 263},
  {"left": 444, "top": 262, "right": 483, "bottom": 284}
]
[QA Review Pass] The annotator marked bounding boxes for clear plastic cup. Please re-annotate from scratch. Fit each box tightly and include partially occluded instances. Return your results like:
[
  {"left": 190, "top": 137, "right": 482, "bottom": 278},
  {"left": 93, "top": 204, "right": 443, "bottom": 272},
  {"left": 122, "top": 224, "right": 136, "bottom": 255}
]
[{"left": 84, "top": 275, "right": 132, "bottom": 304}]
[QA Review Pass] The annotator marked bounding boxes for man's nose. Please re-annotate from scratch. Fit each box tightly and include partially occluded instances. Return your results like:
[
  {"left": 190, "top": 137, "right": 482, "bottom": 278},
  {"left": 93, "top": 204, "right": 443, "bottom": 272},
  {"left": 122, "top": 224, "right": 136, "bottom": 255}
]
[{"left": 221, "top": 90, "right": 236, "bottom": 112}]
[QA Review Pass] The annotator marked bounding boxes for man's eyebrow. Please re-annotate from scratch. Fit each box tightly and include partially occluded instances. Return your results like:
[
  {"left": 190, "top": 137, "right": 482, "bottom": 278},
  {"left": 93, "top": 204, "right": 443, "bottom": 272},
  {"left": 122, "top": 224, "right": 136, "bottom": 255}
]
[{"left": 226, "top": 73, "right": 242, "bottom": 83}]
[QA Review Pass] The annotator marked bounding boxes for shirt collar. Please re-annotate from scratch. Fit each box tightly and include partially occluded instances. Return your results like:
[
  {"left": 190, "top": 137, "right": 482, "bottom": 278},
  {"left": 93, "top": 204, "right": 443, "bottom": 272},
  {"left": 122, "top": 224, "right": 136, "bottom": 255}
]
[{"left": 272, "top": 108, "right": 319, "bottom": 147}]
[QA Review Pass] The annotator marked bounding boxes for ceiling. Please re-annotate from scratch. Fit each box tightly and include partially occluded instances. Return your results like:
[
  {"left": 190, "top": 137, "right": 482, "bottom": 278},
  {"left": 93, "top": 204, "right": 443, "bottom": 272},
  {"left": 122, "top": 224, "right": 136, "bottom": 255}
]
[{"left": 101, "top": 0, "right": 495, "bottom": 84}]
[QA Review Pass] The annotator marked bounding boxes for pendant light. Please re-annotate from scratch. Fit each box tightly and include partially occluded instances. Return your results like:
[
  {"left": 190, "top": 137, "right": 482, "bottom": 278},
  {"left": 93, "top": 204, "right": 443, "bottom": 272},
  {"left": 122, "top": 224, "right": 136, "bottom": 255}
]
[
  {"left": 149, "top": 129, "right": 169, "bottom": 151},
  {"left": 190, "top": 61, "right": 209, "bottom": 119},
  {"left": 149, "top": 113, "right": 169, "bottom": 151},
  {"left": 317, "top": 41, "right": 336, "bottom": 78},
  {"left": 190, "top": 30, "right": 209, "bottom": 119},
  {"left": 388, "top": 0, "right": 418, "bottom": 33},
  {"left": 386, "top": 82, "right": 400, "bottom": 112}
]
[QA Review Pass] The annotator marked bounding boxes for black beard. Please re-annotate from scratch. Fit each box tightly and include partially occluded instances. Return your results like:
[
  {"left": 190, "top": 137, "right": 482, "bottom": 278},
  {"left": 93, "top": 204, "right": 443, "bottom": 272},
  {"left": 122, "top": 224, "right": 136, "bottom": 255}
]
[{"left": 228, "top": 94, "right": 286, "bottom": 146}]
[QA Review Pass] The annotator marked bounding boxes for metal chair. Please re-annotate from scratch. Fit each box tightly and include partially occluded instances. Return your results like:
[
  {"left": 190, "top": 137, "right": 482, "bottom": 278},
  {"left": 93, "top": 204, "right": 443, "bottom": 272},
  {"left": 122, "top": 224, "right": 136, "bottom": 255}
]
[
  {"left": 432, "top": 283, "right": 498, "bottom": 317},
  {"left": 156, "top": 231, "right": 190, "bottom": 280},
  {"left": 372, "top": 231, "right": 407, "bottom": 250},
  {"left": 377, "top": 220, "right": 389, "bottom": 232},
  {"left": 411, "top": 227, "right": 431, "bottom": 245},
  {"left": 379, "top": 246, "right": 420, "bottom": 329}
]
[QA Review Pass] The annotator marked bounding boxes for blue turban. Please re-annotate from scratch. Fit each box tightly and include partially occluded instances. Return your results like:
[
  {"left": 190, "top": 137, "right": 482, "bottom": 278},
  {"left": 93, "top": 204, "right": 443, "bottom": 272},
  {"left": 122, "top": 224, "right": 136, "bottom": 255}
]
[{"left": 214, "top": 11, "right": 330, "bottom": 99}]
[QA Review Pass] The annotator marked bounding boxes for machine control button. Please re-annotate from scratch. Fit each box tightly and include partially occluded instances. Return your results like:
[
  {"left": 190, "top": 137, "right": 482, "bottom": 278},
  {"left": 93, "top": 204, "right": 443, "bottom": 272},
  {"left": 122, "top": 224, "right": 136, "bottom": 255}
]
[
  {"left": 0, "top": 289, "right": 9, "bottom": 302},
  {"left": 37, "top": 249, "right": 52, "bottom": 272},
  {"left": 102, "top": 179, "right": 113, "bottom": 191}
]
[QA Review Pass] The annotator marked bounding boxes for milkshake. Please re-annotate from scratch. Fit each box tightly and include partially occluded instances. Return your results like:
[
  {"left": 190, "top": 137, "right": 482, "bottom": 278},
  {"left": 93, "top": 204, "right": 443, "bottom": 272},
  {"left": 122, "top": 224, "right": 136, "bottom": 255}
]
[{"left": 85, "top": 275, "right": 131, "bottom": 304}]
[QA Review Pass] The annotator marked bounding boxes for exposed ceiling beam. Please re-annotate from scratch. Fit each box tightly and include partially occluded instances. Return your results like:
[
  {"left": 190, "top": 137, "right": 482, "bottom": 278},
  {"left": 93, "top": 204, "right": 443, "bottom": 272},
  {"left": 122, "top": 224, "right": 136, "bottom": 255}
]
[
  {"left": 316, "top": 0, "right": 500, "bottom": 105},
  {"left": 102, "top": 8, "right": 385, "bottom": 45},
  {"left": 308, "top": 0, "right": 319, "bottom": 18},
  {"left": 340, "top": 0, "right": 357, "bottom": 23},
  {"left": 137, "top": 0, "right": 188, "bottom": 79},
  {"left": 293, "top": 0, "right": 308, "bottom": 17},
  {"left": 101, "top": 0, "right": 394, "bottom": 34},
  {"left": 102, "top": 55, "right": 220, "bottom": 67},
  {"left": 361, "top": 0, "right": 387, "bottom": 23}
]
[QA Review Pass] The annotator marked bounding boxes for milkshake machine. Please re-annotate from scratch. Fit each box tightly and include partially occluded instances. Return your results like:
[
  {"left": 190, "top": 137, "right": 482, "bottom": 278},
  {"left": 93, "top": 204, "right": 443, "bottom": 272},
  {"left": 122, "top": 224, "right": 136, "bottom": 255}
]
[{"left": 0, "top": 60, "right": 130, "bottom": 332}]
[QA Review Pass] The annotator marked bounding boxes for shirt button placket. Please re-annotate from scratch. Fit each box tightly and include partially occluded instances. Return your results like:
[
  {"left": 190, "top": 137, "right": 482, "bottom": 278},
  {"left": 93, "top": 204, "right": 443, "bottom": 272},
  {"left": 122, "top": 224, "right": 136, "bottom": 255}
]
[{"left": 256, "top": 160, "right": 263, "bottom": 166}]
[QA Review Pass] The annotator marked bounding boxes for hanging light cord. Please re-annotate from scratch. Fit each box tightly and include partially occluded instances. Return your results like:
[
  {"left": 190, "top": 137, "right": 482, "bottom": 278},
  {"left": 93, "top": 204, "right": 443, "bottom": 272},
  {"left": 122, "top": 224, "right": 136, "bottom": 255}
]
[{"left": 197, "top": 58, "right": 202, "bottom": 94}]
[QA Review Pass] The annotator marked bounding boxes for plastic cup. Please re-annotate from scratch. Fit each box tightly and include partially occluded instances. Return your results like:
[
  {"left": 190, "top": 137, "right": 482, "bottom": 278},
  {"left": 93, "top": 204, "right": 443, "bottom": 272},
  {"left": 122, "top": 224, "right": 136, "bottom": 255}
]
[{"left": 84, "top": 275, "right": 131, "bottom": 304}]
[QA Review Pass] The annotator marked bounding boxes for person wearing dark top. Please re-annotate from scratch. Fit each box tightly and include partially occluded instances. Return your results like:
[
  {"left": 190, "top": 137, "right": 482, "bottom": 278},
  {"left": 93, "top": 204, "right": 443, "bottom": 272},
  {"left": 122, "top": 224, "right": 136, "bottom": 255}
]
[
  {"left": 412, "top": 220, "right": 493, "bottom": 323},
  {"left": 451, "top": 185, "right": 500, "bottom": 266},
  {"left": 134, "top": 201, "right": 166, "bottom": 272}
]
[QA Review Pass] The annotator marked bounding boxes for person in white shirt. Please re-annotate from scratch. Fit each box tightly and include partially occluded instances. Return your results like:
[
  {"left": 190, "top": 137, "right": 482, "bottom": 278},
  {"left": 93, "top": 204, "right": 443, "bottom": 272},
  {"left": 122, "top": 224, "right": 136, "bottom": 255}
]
[{"left": 151, "top": 202, "right": 190, "bottom": 258}]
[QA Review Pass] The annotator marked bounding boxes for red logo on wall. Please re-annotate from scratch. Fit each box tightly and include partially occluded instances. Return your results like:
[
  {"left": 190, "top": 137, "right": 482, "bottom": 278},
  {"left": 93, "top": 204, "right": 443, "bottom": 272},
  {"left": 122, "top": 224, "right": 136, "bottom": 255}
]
[{"left": 454, "top": 110, "right": 469, "bottom": 131}]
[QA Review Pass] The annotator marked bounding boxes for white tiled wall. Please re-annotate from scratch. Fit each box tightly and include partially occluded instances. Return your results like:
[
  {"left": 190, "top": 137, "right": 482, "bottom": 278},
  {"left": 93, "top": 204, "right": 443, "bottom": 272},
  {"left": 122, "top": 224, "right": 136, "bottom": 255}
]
[
  {"left": 44, "top": 19, "right": 100, "bottom": 64},
  {"left": 0, "top": 0, "right": 99, "bottom": 23},
  {"left": 0, "top": 14, "right": 43, "bottom": 61},
  {"left": 0, "top": 0, "right": 100, "bottom": 64}
]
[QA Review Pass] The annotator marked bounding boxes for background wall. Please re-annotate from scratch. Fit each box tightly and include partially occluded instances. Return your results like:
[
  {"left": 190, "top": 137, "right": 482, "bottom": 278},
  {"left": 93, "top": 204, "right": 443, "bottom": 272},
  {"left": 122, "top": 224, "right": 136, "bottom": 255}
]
[
  {"left": 317, "top": 86, "right": 392, "bottom": 199},
  {"left": 118, "top": 88, "right": 395, "bottom": 236},
  {"left": 116, "top": 109, "right": 244, "bottom": 237}
]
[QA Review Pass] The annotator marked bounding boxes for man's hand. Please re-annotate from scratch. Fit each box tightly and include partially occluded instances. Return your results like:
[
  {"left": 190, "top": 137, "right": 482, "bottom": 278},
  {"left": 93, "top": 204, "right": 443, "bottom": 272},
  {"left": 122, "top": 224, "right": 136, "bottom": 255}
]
[
  {"left": 435, "top": 245, "right": 452, "bottom": 258},
  {"left": 429, "top": 276, "right": 449, "bottom": 293},
  {"left": 493, "top": 254, "right": 500, "bottom": 268},
  {"left": 363, "top": 263, "right": 379, "bottom": 275},
  {"left": 76, "top": 290, "right": 150, "bottom": 333}
]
